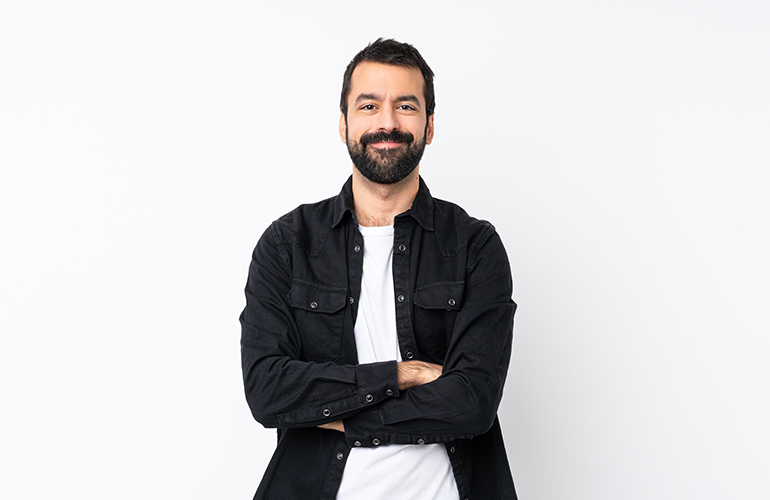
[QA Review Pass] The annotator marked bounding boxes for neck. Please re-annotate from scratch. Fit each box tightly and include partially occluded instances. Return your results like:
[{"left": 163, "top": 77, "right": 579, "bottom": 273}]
[{"left": 352, "top": 168, "right": 420, "bottom": 227}]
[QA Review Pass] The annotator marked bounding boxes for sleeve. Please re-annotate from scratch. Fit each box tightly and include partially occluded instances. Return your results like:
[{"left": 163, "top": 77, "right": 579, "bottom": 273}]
[
  {"left": 240, "top": 223, "right": 400, "bottom": 429},
  {"left": 343, "top": 229, "right": 516, "bottom": 447}
]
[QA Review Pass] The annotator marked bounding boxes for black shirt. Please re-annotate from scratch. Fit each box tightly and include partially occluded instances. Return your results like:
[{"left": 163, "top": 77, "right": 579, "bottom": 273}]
[{"left": 241, "top": 177, "right": 518, "bottom": 499}]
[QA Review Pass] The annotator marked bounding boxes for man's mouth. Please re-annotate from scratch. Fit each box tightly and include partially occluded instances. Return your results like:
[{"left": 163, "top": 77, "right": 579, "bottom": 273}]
[
  {"left": 361, "top": 130, "right": 414, "bottom": 150},
  {"left": 369, "top": 141, "right": 404, "bottom": 149}
]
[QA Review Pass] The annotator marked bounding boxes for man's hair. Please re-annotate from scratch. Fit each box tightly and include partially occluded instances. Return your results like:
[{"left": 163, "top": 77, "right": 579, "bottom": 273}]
[{"left": 340, "top": 38, "right": 435, "bottom": 119}]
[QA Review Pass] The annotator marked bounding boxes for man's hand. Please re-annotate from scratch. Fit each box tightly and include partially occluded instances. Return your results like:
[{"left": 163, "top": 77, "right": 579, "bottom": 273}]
[
  {"left": 397, "top": 361, "right": 443, "bottom": 391},
  {"left": 318, "top": 420, "right": 345, "bottom": 432}
]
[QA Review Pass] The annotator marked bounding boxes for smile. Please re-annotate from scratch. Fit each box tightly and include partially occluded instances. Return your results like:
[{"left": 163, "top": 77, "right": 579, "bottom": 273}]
[{"left": 369, "top": 141, "right": 404, "bottom": 148}]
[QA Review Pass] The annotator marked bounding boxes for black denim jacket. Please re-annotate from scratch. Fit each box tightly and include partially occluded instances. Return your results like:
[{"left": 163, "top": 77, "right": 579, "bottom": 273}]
[{"left": 241, "top": 177, "right": 517, "bottom": 499}]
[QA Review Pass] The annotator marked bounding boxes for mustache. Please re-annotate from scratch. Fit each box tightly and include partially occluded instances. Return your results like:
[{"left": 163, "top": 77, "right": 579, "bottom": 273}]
[{"left": 360, "top": 130, "right": 415, "bottom": 147}]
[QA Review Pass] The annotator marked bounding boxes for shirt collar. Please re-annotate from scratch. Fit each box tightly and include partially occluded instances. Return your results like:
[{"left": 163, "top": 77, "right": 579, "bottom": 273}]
[{"left": 332, "top": 175, "right": 435, "bottom": 231}]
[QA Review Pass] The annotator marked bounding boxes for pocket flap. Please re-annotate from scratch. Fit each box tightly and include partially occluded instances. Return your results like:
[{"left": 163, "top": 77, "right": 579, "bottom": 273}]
[
  {"left": 413, "top": 281, "right": 465, "bottom": 310},
  {"left": 289, "top": 280, "right": 348, "bottom": 313}
]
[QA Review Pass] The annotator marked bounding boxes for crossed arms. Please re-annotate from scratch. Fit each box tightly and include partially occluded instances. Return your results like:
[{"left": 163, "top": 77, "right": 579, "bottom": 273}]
[{"left": 240, "top": 223, "right": 515, "bottom": 447}]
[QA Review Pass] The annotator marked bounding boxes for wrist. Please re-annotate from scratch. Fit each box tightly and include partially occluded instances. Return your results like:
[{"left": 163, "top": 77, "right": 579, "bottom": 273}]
[{"left": 397, "top": 361, "right": 416, "bottom": 390}]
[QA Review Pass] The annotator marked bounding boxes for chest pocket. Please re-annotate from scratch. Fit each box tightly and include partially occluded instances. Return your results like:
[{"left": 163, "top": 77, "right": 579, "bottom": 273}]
[
  {"left": 412, "top": 281, "right": 464, "bottom": 362},
  {"left": 288, "top": 279, "right": 347, "bottom": 362}
]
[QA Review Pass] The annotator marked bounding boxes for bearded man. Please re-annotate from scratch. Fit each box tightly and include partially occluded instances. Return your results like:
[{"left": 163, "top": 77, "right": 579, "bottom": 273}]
[{"left": 241, "top": 38, "right": 518, "bottom": 500}]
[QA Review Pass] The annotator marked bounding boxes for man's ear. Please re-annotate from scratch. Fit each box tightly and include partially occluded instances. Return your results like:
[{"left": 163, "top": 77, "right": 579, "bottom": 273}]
[
  {"left": 339, "top": 111, "right": 347, "bottom": 143},
  {"left": 425, "top": 113, "right": 435, "bottom": 145}
]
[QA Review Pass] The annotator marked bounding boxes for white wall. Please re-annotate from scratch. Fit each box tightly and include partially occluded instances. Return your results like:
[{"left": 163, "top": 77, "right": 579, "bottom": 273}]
[{"left": 1, "top": 1, "right": 768, "bottom": 499}]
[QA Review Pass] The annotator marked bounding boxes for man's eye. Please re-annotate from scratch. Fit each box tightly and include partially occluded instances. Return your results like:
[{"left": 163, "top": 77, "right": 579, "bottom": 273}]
[
  {"left": 398, "top": 104, "right": 416, "bottom": 110},
  {"left": 361, "top": 104, "right": 375, "bottom": 110}
]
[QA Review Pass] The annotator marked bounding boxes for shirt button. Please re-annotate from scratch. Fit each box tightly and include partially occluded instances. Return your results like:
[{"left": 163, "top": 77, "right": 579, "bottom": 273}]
[
  {"left": 448, "top": 298, "right": 456, "bottom": 307},
  {"left": 397, "top": 294, "right": 405, "bottom": 303},
  {"left": 372, "top": 439, "right": 380, "bottom": 446},
  {"left": 450, "top": 446, "right": 456, "bottom": 453},
  {"left": 354, "top": 441, "right": 362, "bottom": 447},
  {"left": 417, "top": 439, "right": 425, "bottom": 445},
  {"left": 322, "top": 408, "right": 331, "bottom": 417},
  {"left": 386, "top": 389, "right": 393, "bottom": 396},
  {"left": 354, "top": 244, "right": 361, "bottom": 252},
  {"left": 336, "top": 452, "right": 344, "bottom": 460},
  {"left": 310, "top": 301, "right": 318, "bottom": 309},
  {"left": 365, "top": 394, "right": 373, "bottom": 403},
  {"left": 349, "top": 296, "right": 354, "bottom": 304},
  {"left": 405, "top": 351, "right": 414, "bottom": 359},
  {"left": 398, "top": 244, "right": 407, "bottom": 252}
]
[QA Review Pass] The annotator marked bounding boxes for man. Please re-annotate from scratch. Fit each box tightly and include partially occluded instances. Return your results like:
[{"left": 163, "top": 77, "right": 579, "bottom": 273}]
[{"left": 241, "top": 38, "right": 517, "bottom": 499}]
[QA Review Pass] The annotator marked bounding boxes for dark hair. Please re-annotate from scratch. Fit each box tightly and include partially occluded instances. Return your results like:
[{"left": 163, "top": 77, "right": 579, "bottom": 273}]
[{"left": 340, "top": 38, "right": 435, "bottom": 118}]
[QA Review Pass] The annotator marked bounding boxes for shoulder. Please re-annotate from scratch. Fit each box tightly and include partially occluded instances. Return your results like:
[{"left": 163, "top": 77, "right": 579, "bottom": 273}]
[
  {"left": 267, "top": 195, "right": 339, "bottom": 256},
  {"left": 431, "top": 197, "right": 497, "bottom": 257}
]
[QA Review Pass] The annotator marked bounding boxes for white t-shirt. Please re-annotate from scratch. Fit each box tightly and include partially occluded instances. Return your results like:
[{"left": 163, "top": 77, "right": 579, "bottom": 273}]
[{"left": 336, "top": 225, "right": 459, "bottom": 500}]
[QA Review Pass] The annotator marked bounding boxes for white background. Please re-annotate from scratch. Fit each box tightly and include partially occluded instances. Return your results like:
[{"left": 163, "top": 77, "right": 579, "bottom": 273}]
[{"left": 1, "top": 1, "right": 768, "bottom": 499}]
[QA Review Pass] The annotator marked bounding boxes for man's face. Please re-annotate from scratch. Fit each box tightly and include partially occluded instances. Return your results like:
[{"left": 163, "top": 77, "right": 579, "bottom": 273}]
[{"left": 340, "top": 62, "right": 434, "bottom": 185}]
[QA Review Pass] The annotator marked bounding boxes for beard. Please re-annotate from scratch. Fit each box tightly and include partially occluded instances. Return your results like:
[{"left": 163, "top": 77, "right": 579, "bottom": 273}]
[{"left": 346, "top": 127, "right": 427, "bottom": 185}]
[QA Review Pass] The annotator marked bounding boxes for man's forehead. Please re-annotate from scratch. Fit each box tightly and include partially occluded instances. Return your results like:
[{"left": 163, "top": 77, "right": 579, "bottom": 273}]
[{"left": 349, "top": 62, "right": 425, "bottom": 99}]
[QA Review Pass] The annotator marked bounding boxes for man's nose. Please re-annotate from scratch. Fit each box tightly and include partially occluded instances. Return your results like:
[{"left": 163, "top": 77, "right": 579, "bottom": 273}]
[{"left": 375, "top": 106, "right": 398, "bottom": 131}]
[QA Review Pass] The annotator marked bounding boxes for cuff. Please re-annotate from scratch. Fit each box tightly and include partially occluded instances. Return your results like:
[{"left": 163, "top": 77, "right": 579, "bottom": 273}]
[
  {"left": 344, "top": 407, "right": 388, "bottom": 448},
  {"left": 345, "top": 361, "right": 399, "bottom": 448},
  {"left": 354, "top": 361, "right": 400, "bottom": 404}
]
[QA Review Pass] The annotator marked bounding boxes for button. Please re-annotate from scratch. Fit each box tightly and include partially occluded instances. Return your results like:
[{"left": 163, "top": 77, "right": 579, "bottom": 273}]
[
  {"left": 448, "top": 298, "right": 456, "bottom": 307},
  {"left": 322, "top": 408, "right": 331, "bottom": 417},
  {"left": 386, "top": 389, "right": 393, "bottom": 396},
  {"left": 398, "top": 244, "right": 407, "bottom": 252},
  {"left": 450, "top": 446, "right": 456, "bottom": 453},
  {"left": 417, "top": 439, "right": 425, "bottom": 445},
  {"left": 365, "top": 394, "right": 373, "bottom": 403},
  {"left": 310, "top": 301, "right": 318, "bottom": 309},
  {"left": 372, "top": 439, "right": 381, "bottom": 446},
  {"left": 336, "top": 452, "right": 344, "bottom": 460},
  {"left": 354, "top": 440, "right": 362, "bottom": 447},
  {"left": 354, "top": 244, "right": 361, "bottom": 252},
  {"left": 349, "top": 296, "right": 354, "bottom": 304},
  {"left": 397, "top": 294, "right": 405, "bottom": 303},
  {"left": 405, "top": 351, "right": 414, "bottom": 359}
]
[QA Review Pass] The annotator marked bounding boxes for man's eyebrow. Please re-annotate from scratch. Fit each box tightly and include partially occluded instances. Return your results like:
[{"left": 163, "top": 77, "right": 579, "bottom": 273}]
[
  {"left": 354, "top": 93, "right": 383, "bottom": 104},
  {"left": 396, "top": 95, "right": 421, "bottom": 106},
  {"left": 353, "top": 93, "right": 422, "bottom": 107}
]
